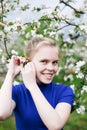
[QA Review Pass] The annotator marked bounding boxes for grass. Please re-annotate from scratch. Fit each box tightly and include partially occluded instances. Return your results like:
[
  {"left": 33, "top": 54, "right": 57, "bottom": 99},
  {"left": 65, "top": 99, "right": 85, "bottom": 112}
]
[
  {"left": 0, "top": 116, "right": 15, "bottom": 130},
  {"left": 64, "top": 111, "right": 87, "bottom": 130}
]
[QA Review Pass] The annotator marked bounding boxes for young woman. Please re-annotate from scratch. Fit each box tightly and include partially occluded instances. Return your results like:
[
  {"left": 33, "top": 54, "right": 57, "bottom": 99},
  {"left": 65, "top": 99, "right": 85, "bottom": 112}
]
[{"left": 0, "top": 36, "right": 74, "bottom": 130}]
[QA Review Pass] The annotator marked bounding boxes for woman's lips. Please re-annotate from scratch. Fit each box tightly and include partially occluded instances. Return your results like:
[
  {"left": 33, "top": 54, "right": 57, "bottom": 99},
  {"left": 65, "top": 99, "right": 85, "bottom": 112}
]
[{"left": 42, "top": 73, "right": 54, "bottom": 79}]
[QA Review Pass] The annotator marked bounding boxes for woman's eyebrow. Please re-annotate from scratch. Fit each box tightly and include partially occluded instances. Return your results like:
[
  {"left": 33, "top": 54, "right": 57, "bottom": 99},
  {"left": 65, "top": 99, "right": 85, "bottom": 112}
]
[{"left": 40, "top": 59, "right": 59, "bottom": 61}]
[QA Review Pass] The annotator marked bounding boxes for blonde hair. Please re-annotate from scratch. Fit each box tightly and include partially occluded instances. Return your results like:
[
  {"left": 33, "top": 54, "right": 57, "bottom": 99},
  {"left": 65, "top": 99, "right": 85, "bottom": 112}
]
[{"left": 24, "top": 36, "right": 60, "bottom": 59}]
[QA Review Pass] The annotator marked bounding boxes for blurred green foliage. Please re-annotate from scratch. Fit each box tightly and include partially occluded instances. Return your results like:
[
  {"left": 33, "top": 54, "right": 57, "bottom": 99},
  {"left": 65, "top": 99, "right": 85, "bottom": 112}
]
[
  {"left": 0, "top": 116, "right": 15, "bottom": 130},
  {"left": 65, "top": 112, "right": 87, "bottom": 130}
]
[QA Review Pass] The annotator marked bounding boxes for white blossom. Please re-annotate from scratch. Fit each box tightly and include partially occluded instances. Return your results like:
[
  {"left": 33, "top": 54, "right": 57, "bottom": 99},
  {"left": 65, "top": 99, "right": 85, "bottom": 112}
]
[
  {"left": 11, "top": 49, "right": 18, "bottom": 55},
  {"left": 76, "top": 105, "right": 85, "bottom": 114},
  {"left": 81, "top": 85, "right": 87, "bottom": 94},
  {"left": 82, "top": 85, "right": 87, "bottom": 92},
  {"left": 13, "top": 80, "right": 20, "bottom": 85},
  {"left": 0, "top": 31, "right": 5, "bottom": 38},
  {"left": 1, "top": 55, "right": 6, "bottom": 63},
  {"left": 15, "top": 18, "right": 23, "bottom": 26},
  {"left": 25, "top": 32, "right": 30, "bottom": 38},
  {"left": 75, "top": 67, "right": 80, "bottom": 74},
  {"left": 75, "top": 61, "right": 85, "bottom": 74},
  {"left": 49, "top": 31, "right": 56, "bottom": 36},
  {"left": 65, "top": 38, "right": 72, "bottom": 43},
  {"left": 68, "top": 63, "right": 74, "bottom": 69},
  {"left": 64, "top": 74, "right": 73, "bottom": 81},
  {"left": 70, "top": 84, "right": 75, "bottom": 91},
  {"left": 4, "top": 26, "right": 11, "bottom": 33},
  {"left": 76, "top": 61, "right": 85, "bottom": 68},
  {"left": 31, "top": 30, "right": 36, "bottom": 36},
  {"left": 0, "top": 48, "right": 3, "bottom": 54},
  {"left": 76, "top": 72, "right": 84, "bottom": 79},
  {"left": 79, "top": 24, "right": 87, "bottom": 33}
]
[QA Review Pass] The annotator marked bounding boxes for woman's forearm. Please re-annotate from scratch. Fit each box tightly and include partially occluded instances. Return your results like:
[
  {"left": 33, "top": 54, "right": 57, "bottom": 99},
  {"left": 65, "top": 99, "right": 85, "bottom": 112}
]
[
  {"left": 29, "top": 85, "right": 63, "bottom": 130},
  {"left": 0, "top": 71, "right": 14, "bottom": 119}
]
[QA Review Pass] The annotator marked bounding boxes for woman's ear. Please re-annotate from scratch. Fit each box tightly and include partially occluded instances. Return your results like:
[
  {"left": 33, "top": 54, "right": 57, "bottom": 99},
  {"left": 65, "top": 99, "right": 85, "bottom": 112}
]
[{"left": 23, "top": 57, "right": 31, "bottom": 67}]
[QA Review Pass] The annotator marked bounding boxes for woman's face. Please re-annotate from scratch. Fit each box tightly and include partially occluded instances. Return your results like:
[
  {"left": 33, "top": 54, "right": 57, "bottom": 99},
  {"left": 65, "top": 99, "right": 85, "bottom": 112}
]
[{"left": 32, "top": 46, "right": 59, "bottom": 84}]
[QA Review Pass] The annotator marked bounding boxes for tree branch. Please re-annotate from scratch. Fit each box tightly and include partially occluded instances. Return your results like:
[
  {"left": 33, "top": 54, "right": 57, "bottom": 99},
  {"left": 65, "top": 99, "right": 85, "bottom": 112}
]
[
  {"left": 60, "top": 0, "right": 84, "bottom": 14},
  {"left": 0, "top": 1, "right": 10, "bottom": 59},
  {"left": 4, "top": 37, "right": 11, "bottom": 58},
  {"left": 56, "top": 24, "right": 69, "bottom": 31},
  {"left": 62, "top": 19, "right": 79, "bottom": 27},
  {"left": 39, "top": 16, "right": 79, "bottom": 28}
]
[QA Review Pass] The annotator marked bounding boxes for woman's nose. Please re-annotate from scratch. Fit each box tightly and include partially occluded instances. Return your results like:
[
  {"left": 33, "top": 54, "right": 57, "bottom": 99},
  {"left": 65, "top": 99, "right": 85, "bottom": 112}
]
[{"left": 46, "top": 63, "right": 54, "bottom": 70}]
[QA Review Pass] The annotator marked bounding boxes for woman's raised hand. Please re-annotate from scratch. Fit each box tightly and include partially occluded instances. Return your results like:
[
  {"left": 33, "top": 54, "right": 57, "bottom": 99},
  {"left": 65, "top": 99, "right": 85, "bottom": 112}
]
[
  {"left": 20, "top": 62, "right": 37, "bottom": 90},
  {"left": 8, "top": 56, "right": 22, "bottom": 78}
]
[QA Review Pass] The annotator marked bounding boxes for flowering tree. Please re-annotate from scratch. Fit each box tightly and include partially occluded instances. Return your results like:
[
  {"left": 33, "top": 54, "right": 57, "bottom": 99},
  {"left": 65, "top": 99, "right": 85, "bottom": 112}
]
[{"left": 0, "top": 0, "right": 87, "bottom": 114}]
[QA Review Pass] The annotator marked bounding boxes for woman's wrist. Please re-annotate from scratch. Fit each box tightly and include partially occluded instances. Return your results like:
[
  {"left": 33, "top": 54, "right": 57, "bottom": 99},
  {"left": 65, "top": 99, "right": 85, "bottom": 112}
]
[
  {"left": 2, "top": 70, "right": 15, "bottom": 88},
  {"left": 6, "top": 70, "right": 15, "bottom": 80},
  {"left": 27, "top": 82, "right": 38, "bottom": 92}
]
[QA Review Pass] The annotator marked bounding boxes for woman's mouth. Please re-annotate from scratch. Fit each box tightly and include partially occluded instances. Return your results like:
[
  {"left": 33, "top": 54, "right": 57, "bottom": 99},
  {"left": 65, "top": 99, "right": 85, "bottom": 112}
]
[{"left": 42, "top": 73, "right": 54, "bottom": 79}]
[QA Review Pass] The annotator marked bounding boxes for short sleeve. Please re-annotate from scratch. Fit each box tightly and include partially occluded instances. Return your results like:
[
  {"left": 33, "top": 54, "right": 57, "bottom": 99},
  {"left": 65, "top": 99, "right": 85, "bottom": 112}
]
[
  {"left": 12, "top": 85, "right": 19, "bottom": 104},
  {"left": 58, "top": 86, "right": 74, "bottom": 105},
  {"left": 53, "top": 84, "right": 74, "bottom": 109},
  {"left": 56, "top": 84, "right": 74, "bottom": 112}
]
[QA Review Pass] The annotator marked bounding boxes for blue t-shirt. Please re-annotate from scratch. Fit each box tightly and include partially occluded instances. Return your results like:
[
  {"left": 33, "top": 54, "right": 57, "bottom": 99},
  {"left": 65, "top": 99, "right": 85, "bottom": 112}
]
[{"left": 12, "top": 82, "right": 74, "bottom": 130}]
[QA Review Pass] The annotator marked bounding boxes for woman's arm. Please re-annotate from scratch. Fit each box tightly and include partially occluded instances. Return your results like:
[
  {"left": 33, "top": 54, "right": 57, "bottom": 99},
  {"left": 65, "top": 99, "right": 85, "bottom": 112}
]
[
  {"left": 29, "top": 86, "right": 71, "bottom": 130},
  {"left": 0, "top": 71, "right": 16, "bottom": 120},
  {"left": 21, "top": 62, "right": 72, "bottom": 130},
  {"left": 0, "top": 56, "right": 20, "bottom": 120}
]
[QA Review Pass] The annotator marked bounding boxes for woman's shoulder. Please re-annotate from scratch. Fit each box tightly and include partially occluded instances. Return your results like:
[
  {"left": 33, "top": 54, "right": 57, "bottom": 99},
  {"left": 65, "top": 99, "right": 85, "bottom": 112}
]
[
  {"left": 51, "top": 82, "right": 69, "bottom": 88},
  {"left": 51, "top": 82, "right": 74, "bottom": 107},
  {"left": 51, "top": 82, "right": 74, "bottom": 94},
  {"left": 12, "top": 83, "right": 26, "bottom": 92},
  {"left": 12, "top": 83, "right": 29, "bottom": 102}
]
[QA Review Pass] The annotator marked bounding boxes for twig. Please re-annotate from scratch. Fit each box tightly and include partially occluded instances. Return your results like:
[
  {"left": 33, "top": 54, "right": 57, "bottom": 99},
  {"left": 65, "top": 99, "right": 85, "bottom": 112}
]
[
  {"left": 4, "top": 37, "right": 11, "bottom": 58},
  {"left": 63, "top": 19, "right": 79, "bottom": 27},
  {"left": 60, "top": 0, "right": 84, "bottom": 14},
  {"left": 0, "top": 22, "right": 10, "bottom": 58},
  {"left": 56, "top": 24, "right": 69, "bottom": 31}
]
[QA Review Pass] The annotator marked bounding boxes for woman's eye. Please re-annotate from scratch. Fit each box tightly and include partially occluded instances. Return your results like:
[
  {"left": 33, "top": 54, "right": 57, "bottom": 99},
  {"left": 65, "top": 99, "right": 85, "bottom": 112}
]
[
  {"left": 52, "top": 61, "right": 58, "bottom": 65},
  {"left": 40, "top": 60, "right": 47, "bottom": 64}
]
